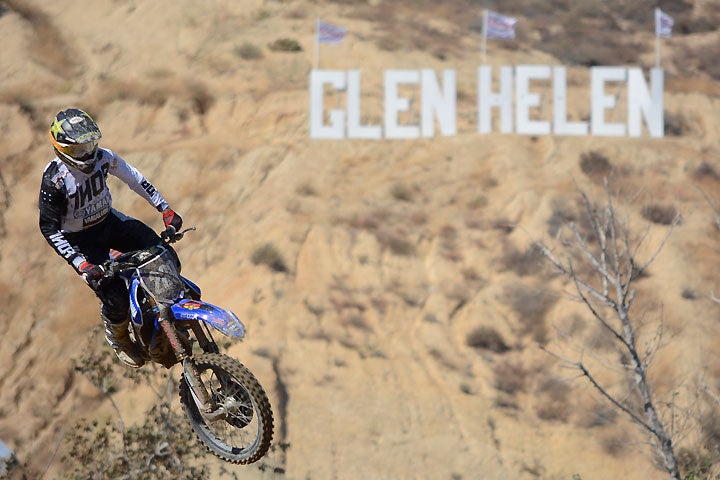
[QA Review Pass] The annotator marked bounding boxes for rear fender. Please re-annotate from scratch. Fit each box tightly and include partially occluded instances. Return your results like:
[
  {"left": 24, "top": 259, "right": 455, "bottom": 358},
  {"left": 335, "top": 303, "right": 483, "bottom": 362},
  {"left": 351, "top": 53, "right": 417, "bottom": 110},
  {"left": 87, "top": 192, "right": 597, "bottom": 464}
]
[{"left": 170, "top": 299, "right": 245, "bottom": 338}]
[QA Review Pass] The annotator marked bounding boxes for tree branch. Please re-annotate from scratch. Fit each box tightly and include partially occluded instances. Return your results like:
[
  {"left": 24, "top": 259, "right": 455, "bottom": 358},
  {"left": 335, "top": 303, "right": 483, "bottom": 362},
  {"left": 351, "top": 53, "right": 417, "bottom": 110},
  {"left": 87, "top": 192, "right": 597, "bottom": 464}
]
[{"left": 577, "top": 361, "right": 658, "bottom": 435}]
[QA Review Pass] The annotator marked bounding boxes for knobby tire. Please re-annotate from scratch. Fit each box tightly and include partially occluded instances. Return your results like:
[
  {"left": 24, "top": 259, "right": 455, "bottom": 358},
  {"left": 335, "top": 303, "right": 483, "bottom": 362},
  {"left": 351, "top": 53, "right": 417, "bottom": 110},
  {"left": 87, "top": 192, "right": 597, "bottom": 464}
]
[{"left": 179, "top": 353, "right": 274, "bottom": 464}]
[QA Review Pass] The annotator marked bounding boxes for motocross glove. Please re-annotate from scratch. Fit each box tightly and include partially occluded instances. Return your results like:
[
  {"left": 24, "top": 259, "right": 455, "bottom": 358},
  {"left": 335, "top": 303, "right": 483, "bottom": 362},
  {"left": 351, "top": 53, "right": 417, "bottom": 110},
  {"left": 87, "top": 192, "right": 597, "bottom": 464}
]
[
  {"left": 79, "top": 261, "right": 105, "bottom": 290},
  {"left": 162, "top": 208, "right": 183, "bottom": 231}
]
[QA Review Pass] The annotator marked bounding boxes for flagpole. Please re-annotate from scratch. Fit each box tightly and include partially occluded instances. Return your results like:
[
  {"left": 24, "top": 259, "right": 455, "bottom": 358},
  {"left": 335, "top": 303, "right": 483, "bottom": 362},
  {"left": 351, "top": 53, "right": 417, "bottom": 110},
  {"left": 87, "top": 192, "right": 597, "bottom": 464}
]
[
  {"left": 482, "top": 9, "right": 488, "bottom": 64},
  {"left": 654, "top": 8, "right": 661, "bottom": 68},
  {"left": 315, "top": 17, "right": 320, "bottom": 70}
]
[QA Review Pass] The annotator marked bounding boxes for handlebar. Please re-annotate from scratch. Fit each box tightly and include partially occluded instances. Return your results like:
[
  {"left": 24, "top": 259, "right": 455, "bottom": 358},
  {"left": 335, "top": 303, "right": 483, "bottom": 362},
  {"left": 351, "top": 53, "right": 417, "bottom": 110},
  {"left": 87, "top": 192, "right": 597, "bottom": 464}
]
[
  {"left": 161, "top": 225, "right": 196, "bottom": 244},
  {"left": 95, "top": 226, "right": 196, "bottom": 287}
]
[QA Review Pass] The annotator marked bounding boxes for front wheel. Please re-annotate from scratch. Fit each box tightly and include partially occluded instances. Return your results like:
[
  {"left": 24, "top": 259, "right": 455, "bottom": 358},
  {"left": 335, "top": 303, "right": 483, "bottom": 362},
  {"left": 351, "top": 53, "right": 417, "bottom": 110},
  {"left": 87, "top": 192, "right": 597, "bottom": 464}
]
[{"left": 179, "top": 353, "right": 274, "bottom": 464}]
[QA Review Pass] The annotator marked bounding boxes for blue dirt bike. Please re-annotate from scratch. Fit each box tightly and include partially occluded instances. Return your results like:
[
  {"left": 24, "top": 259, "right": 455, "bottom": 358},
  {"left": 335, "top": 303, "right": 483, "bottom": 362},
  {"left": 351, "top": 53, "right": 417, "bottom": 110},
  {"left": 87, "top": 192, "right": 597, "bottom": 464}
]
[{"left": 99, "top": 226, "right": 273, "bottom": 464}]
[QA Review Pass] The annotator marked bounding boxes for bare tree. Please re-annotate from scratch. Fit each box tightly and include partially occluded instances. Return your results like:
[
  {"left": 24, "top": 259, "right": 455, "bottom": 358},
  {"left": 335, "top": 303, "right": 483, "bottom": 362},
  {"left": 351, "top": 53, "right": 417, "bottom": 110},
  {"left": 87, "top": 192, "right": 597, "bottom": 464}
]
[{"left": 535, "top": 184, "right": 682, "bottom": 480}]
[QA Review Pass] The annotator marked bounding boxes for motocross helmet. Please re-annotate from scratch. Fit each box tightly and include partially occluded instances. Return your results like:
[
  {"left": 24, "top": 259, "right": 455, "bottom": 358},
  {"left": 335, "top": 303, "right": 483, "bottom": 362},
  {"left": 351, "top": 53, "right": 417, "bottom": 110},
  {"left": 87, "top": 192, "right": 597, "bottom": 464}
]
[{"left": 49, "top": 108, "right": 102, "bottom": 174}]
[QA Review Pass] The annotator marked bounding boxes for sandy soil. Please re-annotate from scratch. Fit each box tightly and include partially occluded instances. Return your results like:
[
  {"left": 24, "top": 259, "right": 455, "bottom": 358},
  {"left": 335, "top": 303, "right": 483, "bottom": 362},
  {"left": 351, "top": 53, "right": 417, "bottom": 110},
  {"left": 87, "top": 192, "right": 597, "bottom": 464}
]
[{"left": 0, "top": 1, "right": 719, "bottom": 479}]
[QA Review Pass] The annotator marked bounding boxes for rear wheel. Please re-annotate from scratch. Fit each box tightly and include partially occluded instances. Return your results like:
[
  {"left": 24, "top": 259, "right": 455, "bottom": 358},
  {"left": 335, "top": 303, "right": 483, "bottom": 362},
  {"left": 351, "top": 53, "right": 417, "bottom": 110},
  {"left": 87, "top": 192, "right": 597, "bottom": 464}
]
[{"left": 179, "top": 353, "right": 273, "bottom": 464}]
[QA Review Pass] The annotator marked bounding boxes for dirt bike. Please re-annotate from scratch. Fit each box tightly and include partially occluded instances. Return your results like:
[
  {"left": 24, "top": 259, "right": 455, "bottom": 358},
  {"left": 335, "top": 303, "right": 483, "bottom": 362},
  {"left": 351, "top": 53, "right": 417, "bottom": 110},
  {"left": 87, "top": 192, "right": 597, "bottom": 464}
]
[{"left": 98, "top": 226, "right": 274, "bottom": 464}]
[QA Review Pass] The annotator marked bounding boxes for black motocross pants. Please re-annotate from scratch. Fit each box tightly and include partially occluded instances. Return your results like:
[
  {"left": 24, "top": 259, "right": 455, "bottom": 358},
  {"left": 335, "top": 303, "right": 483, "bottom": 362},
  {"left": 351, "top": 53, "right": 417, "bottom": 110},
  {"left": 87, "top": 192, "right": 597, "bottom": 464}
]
[{"left": 65, "top": 210, "right": 171, "bottom": 323}]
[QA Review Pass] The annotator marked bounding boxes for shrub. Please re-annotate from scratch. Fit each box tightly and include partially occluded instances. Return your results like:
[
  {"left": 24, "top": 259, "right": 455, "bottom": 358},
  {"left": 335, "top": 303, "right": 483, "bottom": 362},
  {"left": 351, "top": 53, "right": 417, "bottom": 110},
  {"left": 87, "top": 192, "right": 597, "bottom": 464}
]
[
  {"left": 188, "top": 81, "right": 215, "bottom": 115},
  {"left": 390, "top": 182, "right": 415, "bottom": 202},
  {"left": 664, "top": 111, "right": 691, "bottom": 137},
  {"left": 579, "top": 150, "right": 612, "bottom": 180},
  {"left": 268, "top": 38, "right": 302, "bottom": 52},
  {"left": 235, "top": 42, "right": 264, "bottom": 60},
  {"left": 676, "top": 447, "right": 714, "bottom": 479},
  {"left": 465, "top": 326, "right": 510, "bottom": 353},
  {"left": 251, "top": 243, "right": 288, "bottom": 272},
  {"left": 295, "top": 181, "right": 317, "bottom": 196},
  {"left": 641, "top": 204, "right": 679, "bottom": 225},
  {"left": 694, "top": 162, "right": 720, "bottom": 181},
  {"left": 376, "top": 228, "right": 415, "bottom": 256},
  {"left": 62, "top": 327, "right": 211, "bottom": 479}
]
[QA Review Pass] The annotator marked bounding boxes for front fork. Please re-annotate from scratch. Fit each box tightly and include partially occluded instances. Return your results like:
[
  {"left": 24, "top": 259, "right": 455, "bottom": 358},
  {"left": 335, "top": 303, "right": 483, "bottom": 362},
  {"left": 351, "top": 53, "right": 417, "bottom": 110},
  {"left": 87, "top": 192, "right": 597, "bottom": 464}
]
[{"left": 158, "top": 314, "right": 215, "bottom": 415}]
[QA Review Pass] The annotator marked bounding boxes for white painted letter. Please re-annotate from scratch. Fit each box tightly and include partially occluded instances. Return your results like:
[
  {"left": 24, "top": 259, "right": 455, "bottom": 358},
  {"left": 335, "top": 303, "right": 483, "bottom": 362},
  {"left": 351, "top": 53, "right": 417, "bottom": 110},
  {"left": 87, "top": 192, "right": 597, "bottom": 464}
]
[
  {"left": 385, "top": 70, "right": 420, "bottom": 139},
  {"left": 627, "top": 68, "right": 664, "bottom": 138},
  {"left": 516, "top": 65, "right": 551, "bottom": 135},
  {"left": 421, "top": 69, "right": 456, "bottom": 137},
  {"left": 553, "top": 66, "right": 588, "bottom": 136},
  {"left": 591, "top": 67, "right": 626, "bottom": 136},
  {"left": 478, "top": 66, "right": 514, "bottom": 134},
  {"left": 310, "top": 70, "right": 346, "bottom": 139},
  {"left": 347, "top": 71, "right": 382, "bottom": 139}
]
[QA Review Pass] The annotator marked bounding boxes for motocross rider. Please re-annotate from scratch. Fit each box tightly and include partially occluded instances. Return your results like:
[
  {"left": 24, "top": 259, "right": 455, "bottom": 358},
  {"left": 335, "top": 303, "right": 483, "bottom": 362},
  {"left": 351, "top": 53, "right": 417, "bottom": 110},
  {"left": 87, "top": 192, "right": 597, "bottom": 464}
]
[{"left": 38, "top": 108, "right": 183, "bottom": 368}]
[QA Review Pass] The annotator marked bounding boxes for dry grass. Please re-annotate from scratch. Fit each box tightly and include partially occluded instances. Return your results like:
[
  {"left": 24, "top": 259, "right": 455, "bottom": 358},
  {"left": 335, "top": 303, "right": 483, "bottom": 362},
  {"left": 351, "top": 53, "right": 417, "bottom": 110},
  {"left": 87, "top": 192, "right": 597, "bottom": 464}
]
[
  {"left": 534, "top": 376, "right": 572, "bottom": 422},
  {"left": 346, "top": 1, "right": 471, "bottom": 58},
  {"left": 340, "top": 207, "right": 418, "bottom": 256},
  {"left": 341, "top": 312, "right": 373, "bottom": 332},
  {"left": 576, "top": 401, "right": 618, "bottom": 428},
  {"left": 701, "top": 408, "right": 720, "bottom": 462},
  {"left": 439, "top": 224, "right": 462, "bottom": 262},
  {"left": 498, "top": 244, "right": 545, "bottom": 277},
  {"left": 376, "top": 227, "right": 416, "bottom": 256},
  {"left": 601, "top": 430, "right": 633, "bottom": 457},
  {"left": 493, "top": 360, "right": 527, "bottom": 395},
  {"left": 675, "top": 41, "right": 720, "bottom": 82},
  {"left": 501, "top": 283, "right": 557, "bottom": 344},
  {"left": 329, "top": 275, "right": 367, "bottom": 313},
  {"left": 89, "top": 77, "right": 215, "bottom": 117}
]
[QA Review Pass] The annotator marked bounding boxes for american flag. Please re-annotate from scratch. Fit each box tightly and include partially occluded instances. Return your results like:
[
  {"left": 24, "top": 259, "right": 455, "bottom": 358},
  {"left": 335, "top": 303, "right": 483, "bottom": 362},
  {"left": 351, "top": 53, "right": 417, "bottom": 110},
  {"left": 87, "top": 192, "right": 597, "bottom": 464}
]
[
  {"left": 318, "top": 20, "right": 346, "bottom": 44},
  {"left": 655, "top": 8, "right": 673, "bottom": 38},
  {"left": 485, "top": 10, "right": 517, "bottom": 40}
]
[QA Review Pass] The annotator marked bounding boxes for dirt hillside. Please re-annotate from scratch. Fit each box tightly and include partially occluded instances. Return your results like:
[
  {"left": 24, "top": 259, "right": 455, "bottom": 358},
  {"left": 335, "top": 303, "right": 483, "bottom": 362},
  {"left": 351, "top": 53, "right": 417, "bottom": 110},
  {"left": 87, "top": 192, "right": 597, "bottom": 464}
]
[{"left": 1, "top": 1, "right": 719, "bottom": 479}]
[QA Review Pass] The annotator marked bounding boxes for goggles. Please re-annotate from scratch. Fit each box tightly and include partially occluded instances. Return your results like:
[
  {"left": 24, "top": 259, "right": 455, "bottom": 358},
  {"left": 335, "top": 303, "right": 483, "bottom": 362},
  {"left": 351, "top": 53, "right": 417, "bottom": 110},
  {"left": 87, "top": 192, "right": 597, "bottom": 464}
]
[{"left": 53, "top": 138, "right": 99, "bottom": 161}]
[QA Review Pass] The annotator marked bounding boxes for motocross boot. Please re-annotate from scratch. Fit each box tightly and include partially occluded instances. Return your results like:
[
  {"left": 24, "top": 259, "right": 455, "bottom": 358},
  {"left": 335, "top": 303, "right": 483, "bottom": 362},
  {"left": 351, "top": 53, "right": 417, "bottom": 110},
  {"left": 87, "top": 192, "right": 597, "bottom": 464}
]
[{"left": 103, "top": 314, "right": 146, "bottom": 368}]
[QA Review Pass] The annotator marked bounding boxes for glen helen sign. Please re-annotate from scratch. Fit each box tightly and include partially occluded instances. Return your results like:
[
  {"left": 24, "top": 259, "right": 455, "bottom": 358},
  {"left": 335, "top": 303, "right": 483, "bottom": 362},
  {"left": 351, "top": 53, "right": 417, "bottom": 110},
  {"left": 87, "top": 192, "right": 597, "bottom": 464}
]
[{"left": 309, "top": 66, "right": 665, "bottom": 139}]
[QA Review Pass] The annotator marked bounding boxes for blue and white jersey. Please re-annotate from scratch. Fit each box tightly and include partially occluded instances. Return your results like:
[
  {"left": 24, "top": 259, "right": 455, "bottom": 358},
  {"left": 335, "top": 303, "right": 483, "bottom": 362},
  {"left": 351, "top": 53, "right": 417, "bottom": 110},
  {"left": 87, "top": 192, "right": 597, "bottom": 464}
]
[{"left": 39, "top": 148, "right": 169, "bottom": 270}]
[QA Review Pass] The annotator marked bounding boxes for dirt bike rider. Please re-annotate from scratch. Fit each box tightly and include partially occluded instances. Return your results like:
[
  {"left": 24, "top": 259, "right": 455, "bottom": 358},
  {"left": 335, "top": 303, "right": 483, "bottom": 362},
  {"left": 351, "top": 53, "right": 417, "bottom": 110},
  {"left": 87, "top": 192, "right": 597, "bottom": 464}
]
[{"left": 38, "top": 108, "right": 183, "bottom": 368}]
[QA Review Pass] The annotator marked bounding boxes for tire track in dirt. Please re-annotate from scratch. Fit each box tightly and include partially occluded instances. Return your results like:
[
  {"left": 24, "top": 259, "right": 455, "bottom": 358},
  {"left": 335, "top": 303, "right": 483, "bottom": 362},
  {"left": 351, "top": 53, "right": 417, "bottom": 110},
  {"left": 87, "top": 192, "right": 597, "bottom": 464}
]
[{"left": 5, "top": 1, "right": 81, "bottom": 76}]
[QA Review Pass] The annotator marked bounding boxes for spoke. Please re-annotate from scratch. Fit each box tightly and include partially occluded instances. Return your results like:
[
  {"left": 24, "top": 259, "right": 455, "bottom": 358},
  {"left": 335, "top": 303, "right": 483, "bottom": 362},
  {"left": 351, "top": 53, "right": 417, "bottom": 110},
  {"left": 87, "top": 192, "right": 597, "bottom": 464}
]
[{"left": 196, "top": 365, "right": 261, "bottom": 452}]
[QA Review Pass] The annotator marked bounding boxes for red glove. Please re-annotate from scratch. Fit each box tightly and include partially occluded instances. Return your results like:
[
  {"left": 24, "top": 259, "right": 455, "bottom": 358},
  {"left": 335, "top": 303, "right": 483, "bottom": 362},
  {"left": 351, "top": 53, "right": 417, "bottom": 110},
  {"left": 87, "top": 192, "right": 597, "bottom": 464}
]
[
  {"left": 162, "top": 208, "right": 183, "bottom": 230},
  {"left": 79, "top": 261, "right": 104, "bottom": 289}
]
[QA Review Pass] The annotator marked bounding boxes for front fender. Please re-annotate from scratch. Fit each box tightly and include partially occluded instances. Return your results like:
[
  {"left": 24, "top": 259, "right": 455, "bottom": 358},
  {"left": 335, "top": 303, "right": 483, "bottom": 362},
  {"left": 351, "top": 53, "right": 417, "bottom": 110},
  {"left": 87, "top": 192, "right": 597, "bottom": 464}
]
[{"left": 170, "top": 299, "right": 245, "bottom": 338}]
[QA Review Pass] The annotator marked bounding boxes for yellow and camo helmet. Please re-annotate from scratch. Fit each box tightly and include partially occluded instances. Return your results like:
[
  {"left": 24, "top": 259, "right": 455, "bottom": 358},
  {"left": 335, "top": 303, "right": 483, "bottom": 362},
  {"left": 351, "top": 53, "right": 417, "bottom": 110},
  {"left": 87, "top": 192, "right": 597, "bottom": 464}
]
[{"left": 49, "top": 108, "right": 102, "bottom": 174}]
